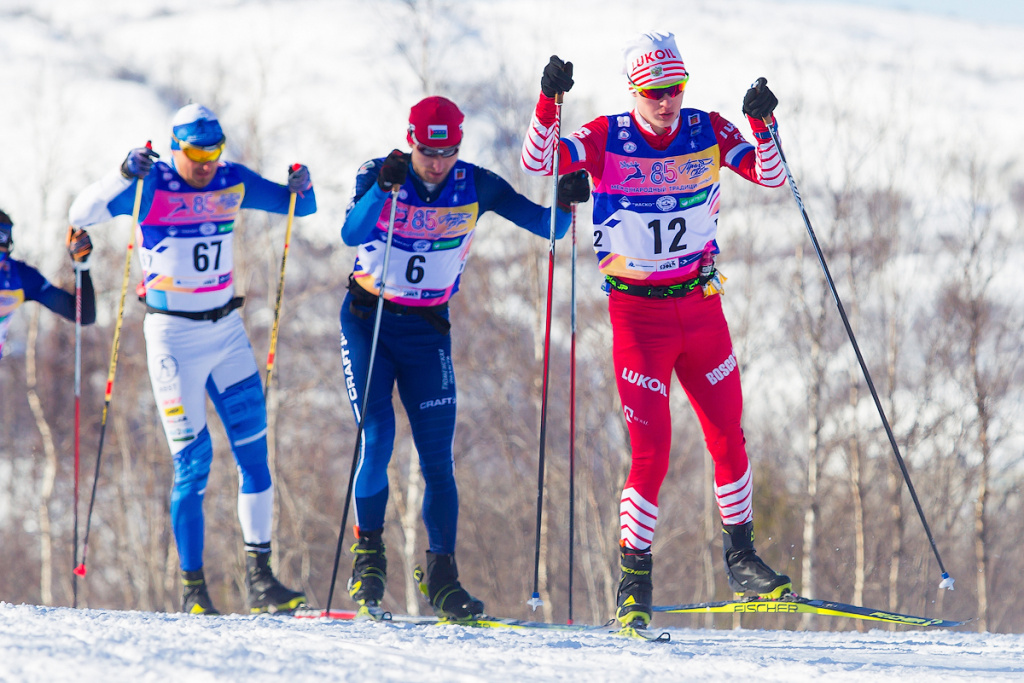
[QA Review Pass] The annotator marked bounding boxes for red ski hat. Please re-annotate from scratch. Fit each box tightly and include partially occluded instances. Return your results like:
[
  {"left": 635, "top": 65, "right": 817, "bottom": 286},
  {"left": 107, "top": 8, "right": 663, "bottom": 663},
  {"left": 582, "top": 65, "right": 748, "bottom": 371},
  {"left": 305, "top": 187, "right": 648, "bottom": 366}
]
[
  {"left": 623, "top": 32, "right": 688, "bottom": 90},
  {"left": 407, "top": 96, "right": 464, "bottom": 148}
]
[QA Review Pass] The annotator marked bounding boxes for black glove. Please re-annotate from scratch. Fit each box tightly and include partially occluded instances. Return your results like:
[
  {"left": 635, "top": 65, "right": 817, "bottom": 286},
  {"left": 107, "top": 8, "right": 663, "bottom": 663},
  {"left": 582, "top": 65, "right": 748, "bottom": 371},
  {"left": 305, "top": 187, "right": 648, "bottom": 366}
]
[
  {"left": 742, "top": 77, "right": 778, "bottom": 120},
  {"left": 541, "top": 55, "right": 574, "bottom": 98},
  {"left": 120, "top": 145, "right": 160, "bottom": 179},
  {"left": 287, "top": 164, "right": 311, "bottom": 193},
  {"left": 66, "top": 226, "right": 93, "bottom": 264},
  {"left": 556, "top": 171, "right": 590, "bottom": 211},
  {"left": 377, "top": 149, "right": 410, "bottom": 191}
]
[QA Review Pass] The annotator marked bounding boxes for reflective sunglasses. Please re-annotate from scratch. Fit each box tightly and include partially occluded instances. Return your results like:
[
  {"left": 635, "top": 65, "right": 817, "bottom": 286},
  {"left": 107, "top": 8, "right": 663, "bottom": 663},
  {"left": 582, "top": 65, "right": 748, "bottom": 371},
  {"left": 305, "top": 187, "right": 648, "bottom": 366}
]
[
  {"left": 174, "top": 135, "right": 226, "bottom": 163},
  {"left": 635, "top": 77, "right": 689, "bottom": 100},
  {"left": 417, "top": 144, "right": 459, "bottom": 158}
]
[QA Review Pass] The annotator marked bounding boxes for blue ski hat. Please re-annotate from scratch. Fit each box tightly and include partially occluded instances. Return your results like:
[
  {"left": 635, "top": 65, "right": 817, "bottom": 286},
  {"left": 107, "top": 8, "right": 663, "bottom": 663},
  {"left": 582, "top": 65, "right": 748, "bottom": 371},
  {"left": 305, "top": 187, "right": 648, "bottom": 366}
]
[{"left": 170, "top": 104, "right": 225, "bottom": 149}]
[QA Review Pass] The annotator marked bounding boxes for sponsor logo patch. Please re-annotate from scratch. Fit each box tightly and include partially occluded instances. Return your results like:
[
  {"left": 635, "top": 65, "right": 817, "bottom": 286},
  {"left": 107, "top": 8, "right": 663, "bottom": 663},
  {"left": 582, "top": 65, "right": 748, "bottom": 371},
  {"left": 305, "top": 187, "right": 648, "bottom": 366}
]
[
  {"left": 621, "top": 368, "right": 669, "bottom": 396},
  {"left": 420, "top": 396, "right": 456, "bottom": 410},
  {"left": 156, "top": 355, "right": 179, "bottom": 383},
  {"left": 656, "top": 196, "right": 677, "bottom": 212},
  {"left": 706, "top": 352, "right": 738, "bottom": 385},
  {"left": 679, "top": 190, "right": 709, "bottom": 208}
]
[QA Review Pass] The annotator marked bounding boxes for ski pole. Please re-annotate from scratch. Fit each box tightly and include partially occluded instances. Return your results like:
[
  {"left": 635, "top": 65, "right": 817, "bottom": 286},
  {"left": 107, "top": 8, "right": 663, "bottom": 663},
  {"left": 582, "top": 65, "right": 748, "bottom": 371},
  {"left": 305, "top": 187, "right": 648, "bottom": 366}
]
[
  {"left": 264, "top": 165, "right": 300, "bottom": 400},
  {"left": 761, "top": 97, "right": 954, "bottom": 590},
  {"left": 567, "top": 203, "right": 577, "bottom": 624},
  {"left": 72, "top": 230, "right": 83, "bottom": 606},
  {"left": 529, "top": 91, "right": 563, "bottom": 611},
  {"left": 75, "top": 144, "right": 149, "bottom": 579},
  {"left": 324, "top": 185, "right": 401, "bottom": 614}
]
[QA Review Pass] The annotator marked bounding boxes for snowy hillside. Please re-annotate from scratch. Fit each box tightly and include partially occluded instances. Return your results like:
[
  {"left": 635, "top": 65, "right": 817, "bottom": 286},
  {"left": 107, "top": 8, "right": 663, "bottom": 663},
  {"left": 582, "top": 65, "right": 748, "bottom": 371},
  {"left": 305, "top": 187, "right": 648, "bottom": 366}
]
[
  {"left": 3, "top": 0, "right": 1023, "bottom": 264},
  {"left": 2, "top": 602, "right": 1023, "bottom": 681}
]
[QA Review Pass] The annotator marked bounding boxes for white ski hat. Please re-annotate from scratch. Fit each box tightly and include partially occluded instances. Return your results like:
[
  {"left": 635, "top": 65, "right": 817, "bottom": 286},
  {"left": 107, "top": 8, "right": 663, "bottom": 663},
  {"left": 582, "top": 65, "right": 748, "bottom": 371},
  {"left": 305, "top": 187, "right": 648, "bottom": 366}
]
[
  {"left": 170, "top": 104, "right": 225, "bottom": 149},
  {"left": 623, "top": 32, "right": 688, "bottom": 89}
]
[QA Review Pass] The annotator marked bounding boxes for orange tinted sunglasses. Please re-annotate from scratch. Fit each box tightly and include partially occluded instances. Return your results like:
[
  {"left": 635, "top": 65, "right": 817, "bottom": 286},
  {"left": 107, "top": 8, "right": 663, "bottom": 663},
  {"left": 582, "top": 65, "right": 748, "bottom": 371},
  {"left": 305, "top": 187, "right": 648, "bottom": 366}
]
[{"left": 174, "top": 135, "right": 226, "bottom": 163}]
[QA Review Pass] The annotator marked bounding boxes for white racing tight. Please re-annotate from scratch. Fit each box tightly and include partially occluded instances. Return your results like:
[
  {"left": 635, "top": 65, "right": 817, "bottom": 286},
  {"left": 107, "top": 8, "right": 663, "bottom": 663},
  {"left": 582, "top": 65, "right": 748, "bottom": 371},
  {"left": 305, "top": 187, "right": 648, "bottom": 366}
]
[{"left": 144, "top": 310, "right": 273, "bottom": 572}]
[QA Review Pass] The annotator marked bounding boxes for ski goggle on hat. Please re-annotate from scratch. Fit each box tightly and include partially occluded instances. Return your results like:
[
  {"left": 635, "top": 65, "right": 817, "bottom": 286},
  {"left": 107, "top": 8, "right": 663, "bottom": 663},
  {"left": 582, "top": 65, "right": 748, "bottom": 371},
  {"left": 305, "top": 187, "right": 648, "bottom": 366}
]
[{"left": 170, "top": 103, "right": 226, "bottom": 163}]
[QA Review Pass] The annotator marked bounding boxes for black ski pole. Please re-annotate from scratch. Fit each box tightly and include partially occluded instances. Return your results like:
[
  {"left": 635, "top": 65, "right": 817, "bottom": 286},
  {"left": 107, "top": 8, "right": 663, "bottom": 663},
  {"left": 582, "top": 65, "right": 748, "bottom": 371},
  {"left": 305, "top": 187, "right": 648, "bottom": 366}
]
[
  {"left": 761, "top": 89, "right": 954, "bottom": 590},
  {"left": 529, "top": 90, "right": 563, "bottom": 612},
  {"left": 323, "top": 185, "right": 401, "bottom": 614}
]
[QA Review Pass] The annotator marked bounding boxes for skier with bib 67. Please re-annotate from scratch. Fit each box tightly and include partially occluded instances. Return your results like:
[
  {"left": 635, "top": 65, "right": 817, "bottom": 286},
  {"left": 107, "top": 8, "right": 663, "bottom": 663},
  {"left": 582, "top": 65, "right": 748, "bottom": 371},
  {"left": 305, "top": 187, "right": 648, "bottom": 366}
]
[
  {"left": 69, "top": 104, "right": 315, "bottom": 615},
  {"left": 520, "top": 32, "right": 792, "bottom": 631}
]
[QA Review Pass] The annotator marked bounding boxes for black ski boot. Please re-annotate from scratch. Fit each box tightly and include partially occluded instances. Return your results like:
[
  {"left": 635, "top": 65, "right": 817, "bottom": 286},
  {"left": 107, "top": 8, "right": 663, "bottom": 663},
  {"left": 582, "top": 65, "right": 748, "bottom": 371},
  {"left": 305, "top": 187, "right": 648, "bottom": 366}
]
[
  {"left": 245, "top": 543, "right": 307, "bottom": 614},
  {"left": 181, "top": 568, "right": 220, "bottom": 615},
  {"left": 348, "top": 528, "right": 387, "bottom": 617},
  {"left": 616, "top": 546, "right": 653, "bottom": 628},
  {"left": 415, "top": 552, "right": 484, "bottom": 620},
  {"left": 723, "top": 521, "right": 792, "bottom": 599}
]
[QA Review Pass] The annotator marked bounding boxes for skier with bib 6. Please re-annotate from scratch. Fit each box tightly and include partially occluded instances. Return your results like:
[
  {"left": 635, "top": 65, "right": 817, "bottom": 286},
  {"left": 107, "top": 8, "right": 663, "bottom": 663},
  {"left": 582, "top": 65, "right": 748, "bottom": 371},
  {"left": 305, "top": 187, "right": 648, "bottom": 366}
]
[{"left": 340, "top": 96, "right": 589, "bottom": 620}]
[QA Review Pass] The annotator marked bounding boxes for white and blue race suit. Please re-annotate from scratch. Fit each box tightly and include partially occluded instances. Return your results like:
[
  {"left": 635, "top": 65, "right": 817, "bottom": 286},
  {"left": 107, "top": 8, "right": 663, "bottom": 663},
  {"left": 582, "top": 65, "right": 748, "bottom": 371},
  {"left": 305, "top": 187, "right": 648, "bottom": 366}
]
[
  {"left": 340, "top": 156, "right": 568, "bottom": 554},
  {"left": 69, "top": 159, "right": 316, "bottom": 572}
]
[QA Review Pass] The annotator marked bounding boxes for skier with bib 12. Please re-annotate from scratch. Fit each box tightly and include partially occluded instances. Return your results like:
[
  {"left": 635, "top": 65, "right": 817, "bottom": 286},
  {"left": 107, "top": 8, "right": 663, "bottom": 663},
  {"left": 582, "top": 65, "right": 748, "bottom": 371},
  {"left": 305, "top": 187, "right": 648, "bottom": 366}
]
[{"left": 520, "top": 31, "right": 793, "bottom": 631}]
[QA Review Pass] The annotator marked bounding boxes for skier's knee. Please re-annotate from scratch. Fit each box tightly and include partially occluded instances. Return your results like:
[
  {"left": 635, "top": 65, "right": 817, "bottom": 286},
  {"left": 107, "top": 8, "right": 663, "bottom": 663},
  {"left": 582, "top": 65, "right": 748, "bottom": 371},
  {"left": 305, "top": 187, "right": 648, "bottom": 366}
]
[
  {"left": 217, "top": 373, "right": 268, "bottom": 446},
  {"left": 172, "top": 428, "right": 213, "bottom": 491},
  {"left": 237, "top": 456, "right": 272, "bottom": 494}
]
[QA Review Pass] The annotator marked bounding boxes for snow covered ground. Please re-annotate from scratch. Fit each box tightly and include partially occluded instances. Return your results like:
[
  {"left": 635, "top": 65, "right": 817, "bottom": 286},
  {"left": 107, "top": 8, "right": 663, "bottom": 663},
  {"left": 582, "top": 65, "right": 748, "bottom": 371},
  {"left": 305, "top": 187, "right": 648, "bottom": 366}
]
[{"left": 2, "top": 602, "right": 1022, "bottom": 682}]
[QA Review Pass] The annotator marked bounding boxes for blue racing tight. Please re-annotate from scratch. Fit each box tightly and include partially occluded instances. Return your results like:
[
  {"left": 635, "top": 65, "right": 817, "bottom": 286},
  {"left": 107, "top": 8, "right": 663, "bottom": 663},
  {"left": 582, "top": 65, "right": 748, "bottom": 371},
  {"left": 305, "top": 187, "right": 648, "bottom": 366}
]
[{"left": 339, "top": 292, "right": 459, "bottom": 553}]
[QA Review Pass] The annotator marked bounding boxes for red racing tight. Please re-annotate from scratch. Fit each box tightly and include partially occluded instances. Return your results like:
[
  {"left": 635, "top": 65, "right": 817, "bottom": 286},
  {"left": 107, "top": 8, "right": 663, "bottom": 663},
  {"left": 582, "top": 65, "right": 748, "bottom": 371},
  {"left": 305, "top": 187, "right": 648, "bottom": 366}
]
[{"left": 610, "top": 289, "right": 754, "bottom": 551}]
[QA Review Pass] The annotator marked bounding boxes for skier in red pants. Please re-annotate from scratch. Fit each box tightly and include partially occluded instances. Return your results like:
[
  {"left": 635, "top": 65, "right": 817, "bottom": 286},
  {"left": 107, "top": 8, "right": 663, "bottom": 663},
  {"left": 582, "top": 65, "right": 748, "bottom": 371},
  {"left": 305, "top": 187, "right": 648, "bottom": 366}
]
[{"left": 520, "top": 31, "right": 793, "bottom": 630}]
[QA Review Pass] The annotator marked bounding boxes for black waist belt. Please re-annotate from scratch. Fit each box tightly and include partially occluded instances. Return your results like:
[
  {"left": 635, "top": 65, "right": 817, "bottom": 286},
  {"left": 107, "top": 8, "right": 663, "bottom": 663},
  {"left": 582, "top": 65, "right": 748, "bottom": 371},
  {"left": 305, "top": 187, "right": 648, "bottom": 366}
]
[
  {"left": 347, "top": 277, "right": 451, "bottom": 335},
  {"left": 605, "top": 274, "right": 707, "bottom": 299},
  {"left": 145, "top": 296, "right": 245, "bottom": 322}
]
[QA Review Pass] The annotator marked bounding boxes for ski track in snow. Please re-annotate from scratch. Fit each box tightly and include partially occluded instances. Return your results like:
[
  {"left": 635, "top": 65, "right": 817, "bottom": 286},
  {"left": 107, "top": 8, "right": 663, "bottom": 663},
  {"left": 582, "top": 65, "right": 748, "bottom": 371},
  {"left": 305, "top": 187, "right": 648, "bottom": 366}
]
[{"left": 1, "top": 603, "right": 1022, "bottom": 682}]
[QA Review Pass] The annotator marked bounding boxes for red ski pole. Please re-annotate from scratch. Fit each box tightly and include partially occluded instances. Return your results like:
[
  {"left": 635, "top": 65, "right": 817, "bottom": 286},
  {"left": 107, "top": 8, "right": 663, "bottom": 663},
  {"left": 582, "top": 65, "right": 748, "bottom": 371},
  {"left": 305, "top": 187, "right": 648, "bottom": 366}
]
[{"left": 76, "top": 142, "right": 149, "bottom": 579}]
